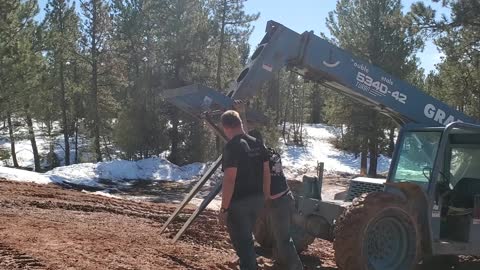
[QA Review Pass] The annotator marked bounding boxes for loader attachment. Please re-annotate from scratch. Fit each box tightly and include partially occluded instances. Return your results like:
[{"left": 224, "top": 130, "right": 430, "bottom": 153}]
[
  {"left": 159, "top": 85, "right": 231, "bottom": 240},
  {"left": 162, "top": 84, "right": 266, "bottom": 124},
  {"left": 159, "top": 154, "right": 222, "bottom": 234},
  {"left": 162, "top": 84, "right": 234, "bottom": 119}
]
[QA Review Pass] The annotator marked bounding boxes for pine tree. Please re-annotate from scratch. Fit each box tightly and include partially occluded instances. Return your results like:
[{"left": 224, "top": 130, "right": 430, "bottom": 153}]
[
  {"left": 207, "top": 0, "right": 258, "bottom": 154},
  {"left": 326, "top": 0, "right": 423, "bottom": 176},
  {"left": 80, "top": 0, "right": 113, "bottom": 162},
  {"left": 208, "top": 0, "right": 259, "bottom": 90},
  {"left": 161, "top": 0, "right": 213, "bottom": 164},
  {"left": 0, "top": 0, "right": 45, "bottom": 171},
  {"left": 412, "top": 0, "right": 480, "bottom": 119},
  {"left": 111, "top": 0, "right": 168, "bottom": 159},
  {"left": 43, "top": 0, "right": 81, "bottom": 165},
  {"left": 0, "top": 0, "right": 24, "bottom": 167}
]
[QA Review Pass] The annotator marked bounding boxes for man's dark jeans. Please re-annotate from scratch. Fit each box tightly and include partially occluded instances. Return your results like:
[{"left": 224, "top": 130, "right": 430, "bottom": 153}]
[
  {"left": 270, "top": 192, "right": 303, "bottom": 270},
  {"left": 227, "top": 195, "right": 264, "bottom": 270}
]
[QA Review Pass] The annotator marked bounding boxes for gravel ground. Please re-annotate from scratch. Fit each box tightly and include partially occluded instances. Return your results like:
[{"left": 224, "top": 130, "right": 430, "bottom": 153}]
[
  {"left": 0, "top": 180, "right": 333, "bottom": 269},
  {"left": 0, "top": 179, "right": 478, "bottom": 269}
]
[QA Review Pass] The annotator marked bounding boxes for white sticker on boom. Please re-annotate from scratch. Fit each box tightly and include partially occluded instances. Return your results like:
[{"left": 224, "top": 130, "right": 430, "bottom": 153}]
[
  {"left": 473, "top": 219, "right": 480, "bottom": 225},
  {"left": 262, "top": 64, "right": 273, "bottom": 72},
  {"left": 432, "top": 211, "right": 440, "bottom": 218}
]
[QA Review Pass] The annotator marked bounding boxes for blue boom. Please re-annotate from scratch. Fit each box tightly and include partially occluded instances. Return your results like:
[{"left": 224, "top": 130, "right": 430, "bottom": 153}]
[
  {"left": 163, "top": 20, "right": 477, "bottom": 126},
  {"left": 229, "top": 20, "right": 477, "bottom": 126}
]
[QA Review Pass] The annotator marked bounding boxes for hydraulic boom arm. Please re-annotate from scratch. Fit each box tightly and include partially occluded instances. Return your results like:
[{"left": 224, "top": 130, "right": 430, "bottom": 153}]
[{"left": 228, "top": 20, "right": 477, "bottom": 126}]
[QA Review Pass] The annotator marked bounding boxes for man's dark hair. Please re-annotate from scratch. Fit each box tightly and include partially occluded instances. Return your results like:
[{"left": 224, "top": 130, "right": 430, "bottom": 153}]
[{"left": 221, "top": 110, "right": 242, "bottom": 128}]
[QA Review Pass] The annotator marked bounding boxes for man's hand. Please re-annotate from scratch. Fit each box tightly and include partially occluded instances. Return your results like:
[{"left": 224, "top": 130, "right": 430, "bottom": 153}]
[{"left": 218, "top": 211, "right": 228, "bottom": 227}]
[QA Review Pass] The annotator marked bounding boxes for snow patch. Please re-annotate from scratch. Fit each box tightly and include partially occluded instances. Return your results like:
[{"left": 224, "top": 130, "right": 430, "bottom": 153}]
[
  {"left": 81, "top": 190, "right": 122, "bottom": 199},
  {"left": 45, "top": 163, "right": 103, "bottom": 188},
  {"left": 0, "top": 157, "right": 208, "bottom": 189},
  {"left": 0, "top": 166, "right": 52, "bottom": 185},
  {"left": 281, "top": 124, "right": 391, "bottom": 176}
]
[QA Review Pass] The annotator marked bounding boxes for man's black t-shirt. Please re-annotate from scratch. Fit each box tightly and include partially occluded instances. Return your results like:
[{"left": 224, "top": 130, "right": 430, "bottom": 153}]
[
  {"left": 222, "top": 133, "right": 268, "bottom": 202},
  {"left": 267, "top": 148, "right": 289, "bottom": 196}
]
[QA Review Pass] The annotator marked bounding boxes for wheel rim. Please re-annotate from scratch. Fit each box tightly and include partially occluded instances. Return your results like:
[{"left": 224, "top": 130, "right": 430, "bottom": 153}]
[{"left": 364, "top": 216, "right": 411, "bottom": 269}]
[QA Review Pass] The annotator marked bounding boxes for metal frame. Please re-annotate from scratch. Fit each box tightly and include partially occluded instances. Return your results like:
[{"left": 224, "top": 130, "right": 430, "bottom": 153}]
[
  {"left": 160, "top": 114, "right": 227, "bottom": 241},
  {"left": 159, "top": 155, "right": 222, "bottom": 234}
]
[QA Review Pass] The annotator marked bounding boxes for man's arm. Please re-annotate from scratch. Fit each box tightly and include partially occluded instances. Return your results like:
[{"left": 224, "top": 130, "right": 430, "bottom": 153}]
[
  {"left": 222, "top": 167, "right": 237, "bottom": 210},
  {"left": 263, "top": 161, "right": 271, "bottom": 200}
]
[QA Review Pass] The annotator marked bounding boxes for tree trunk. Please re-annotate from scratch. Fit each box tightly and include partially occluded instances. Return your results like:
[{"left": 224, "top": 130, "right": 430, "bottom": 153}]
[
  {"left": 299, "top": 85, "right": 306, "bottom": 144},
  {"left": 60, "top": 60, "right": 71, "bottom": 165},
  {"left": 215, "top": 0, "right": 227, "bottom": 155},
  {"left": 367, "top": 111, "right": 378, "bottom": 177},
  {"left": 275, "top": 72, "right": 281, "bottom": 123},
  {"left": 216, "top": 0, "right": 227, "bottom": 91},
  {"left": 368, "top": 140, "right": 378, "bottom": 177},
  {"left": 102, "top": 136, "right": 112, "bottom": 160},
  {"left": 25, "top": 112, "right": 41, "bottom": 172},
  {"left": 266, "top": 72, "right": 279, "bottom": 111},
  {"left": 92, "top": 79, "right": 102, "bottom": 162},
  {"left": 282, "top": 85, "right": 292, "bottom": 140},
  {"left": 7, "top": 112, "right": 19, "bottom": 168},
  {"left": 360, "top": 135, "right": 368, "bottom": 176},
  {"left": 388, "top": 127, "right": 395, "bottom": 157},
  {"left": 311, "top": 88, "right": 323, "bottom": 123},
  {"left": 46, "top": 120, "right": 54, "bottom": 169},
  {"left": 360, "top": 150, "right": 367, "bottom": 176},
  {"left": 75, "top": 119, "right": 79, "bottom": 163},
  {"left": 91, "top": 1, "right": 102, "bottom": 162},
  {"left": 169, "top": 107, "right": 179, "bottom": 164}
]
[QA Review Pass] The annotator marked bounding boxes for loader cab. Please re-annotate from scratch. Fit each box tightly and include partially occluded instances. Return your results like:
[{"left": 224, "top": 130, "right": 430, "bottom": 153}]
[
  {"left": 388, "top": 125, "right": 443, "bottom": 190},
  {"left": 388, "top": 122, "right": 480, "bottom": 254}
]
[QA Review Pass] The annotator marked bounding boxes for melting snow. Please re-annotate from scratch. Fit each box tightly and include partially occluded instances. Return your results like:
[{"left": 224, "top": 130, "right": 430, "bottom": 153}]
[
  {"left": 0, "top": 157, "right": 208, "bottom": 188},
  {"left": 0, "top": 166, "right": 52, "bottom": 184},
  {"left": 281, "top": 124, "right": 391, "bottom": 176},
  {"left": 0, "top": 123, "right": 391, "bottom": 192}
]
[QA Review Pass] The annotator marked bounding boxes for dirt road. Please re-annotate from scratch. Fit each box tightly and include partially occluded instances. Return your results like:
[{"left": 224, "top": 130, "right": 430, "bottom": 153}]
[
  {"left": 0, "top": 180, "right": 335, "bottom": 269},
  {"left": 0, "top": 179, "right": 478, "bottom": 270}
]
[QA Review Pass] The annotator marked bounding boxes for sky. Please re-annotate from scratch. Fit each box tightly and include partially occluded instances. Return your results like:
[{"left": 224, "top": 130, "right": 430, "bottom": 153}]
[
  {"left": 36, "top": 0, "right": 450, "bottom": 73},
  {"left": 243, "top": 0, "right": 450, "bottom": 73}
]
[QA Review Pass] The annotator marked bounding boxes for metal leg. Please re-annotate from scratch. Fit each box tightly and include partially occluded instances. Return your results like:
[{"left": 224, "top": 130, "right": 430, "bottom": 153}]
[
  {"left": 159, "top": 154, "right": 222, "bottom": 234},
  {"left": 162, "top": 113, "right": 227, "bottom": 240},
  {"left": 173, "top": 179, "right": 223, "bottom": 242}
]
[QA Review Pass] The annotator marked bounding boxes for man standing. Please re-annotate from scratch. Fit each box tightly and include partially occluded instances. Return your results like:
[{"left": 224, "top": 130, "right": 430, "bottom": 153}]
[
  {"left": 249, "top": 130, "right": 304, "bottom": 270},
  {"left": 265, "top": 147, "right": 304, "bottom": 270},
  {"left": 218, "top": 110, "right": 270, "bottom": 270}
]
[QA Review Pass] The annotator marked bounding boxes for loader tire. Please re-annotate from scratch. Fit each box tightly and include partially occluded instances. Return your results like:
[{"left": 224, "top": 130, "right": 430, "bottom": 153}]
[
  {"left": 333, "top": 192, "right": 420, "bottom": 270},
  {"left": 254, "top": 207, "right": 314, "bottom": 253}
]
